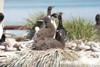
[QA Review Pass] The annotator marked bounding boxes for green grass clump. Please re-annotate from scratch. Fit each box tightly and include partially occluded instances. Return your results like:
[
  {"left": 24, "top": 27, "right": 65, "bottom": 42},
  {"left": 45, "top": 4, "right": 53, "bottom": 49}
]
[
  {"left": 24, "top": 12, "right": 45, "bottom": 39},
  {"left": 63, "top": 17, "right": 98, "bottom": 41}
]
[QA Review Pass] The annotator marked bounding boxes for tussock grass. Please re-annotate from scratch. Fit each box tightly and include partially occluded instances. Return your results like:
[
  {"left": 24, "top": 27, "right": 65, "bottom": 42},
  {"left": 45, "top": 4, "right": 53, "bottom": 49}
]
[{"left": 63, "top": 17, "right": 98, "bottom": 41}]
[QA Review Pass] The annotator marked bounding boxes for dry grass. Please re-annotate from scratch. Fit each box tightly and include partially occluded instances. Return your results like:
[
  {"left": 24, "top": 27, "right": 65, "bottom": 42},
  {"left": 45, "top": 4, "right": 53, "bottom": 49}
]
[
  {"left": 0, "top": 49, "right": 100, "bottom": 67},
  {"left": 0, "top": 49, "right": 78, "bottom": 67}
]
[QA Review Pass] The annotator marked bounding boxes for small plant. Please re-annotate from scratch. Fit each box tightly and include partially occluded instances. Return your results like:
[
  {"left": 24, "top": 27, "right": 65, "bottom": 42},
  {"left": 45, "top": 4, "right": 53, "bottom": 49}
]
[{"left": 63, "top": 17, "right": 98, "bottom": 41}]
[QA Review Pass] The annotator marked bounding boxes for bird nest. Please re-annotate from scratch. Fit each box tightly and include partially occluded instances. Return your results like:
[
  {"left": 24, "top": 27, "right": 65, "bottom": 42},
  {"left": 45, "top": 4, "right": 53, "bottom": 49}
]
[{"left": 0, "top": 49, "right": 78, "bottom": 67}]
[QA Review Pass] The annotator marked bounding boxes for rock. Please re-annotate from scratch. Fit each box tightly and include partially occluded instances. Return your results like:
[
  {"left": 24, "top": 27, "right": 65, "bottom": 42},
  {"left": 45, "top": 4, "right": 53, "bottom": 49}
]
[
  {"left": 91, "top": 45, "right": 100, "bottom": 52},
  {"left": 75, "top": 40, "right": 90, "bottom": 51},
  {"left": 65, "top": 43, "right": 77, "bottom": 50},
  {"left": 78, "top": 45, "right": 90, "bottom": 51},
  {"left": 86, "top": 42, "right": 100, "bottom": 48},
  {"left": 97, "top": 42, "right": 100, "bottom": 47},
  {"left": 0, "top": 54, "right": 7, "bottom": 57}
]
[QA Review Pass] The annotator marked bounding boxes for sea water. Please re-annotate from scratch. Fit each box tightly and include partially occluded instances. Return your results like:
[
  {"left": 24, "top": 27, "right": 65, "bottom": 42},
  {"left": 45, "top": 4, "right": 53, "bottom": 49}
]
[{"left": 3, "top": 0, "right": 100, "bottom": 36}]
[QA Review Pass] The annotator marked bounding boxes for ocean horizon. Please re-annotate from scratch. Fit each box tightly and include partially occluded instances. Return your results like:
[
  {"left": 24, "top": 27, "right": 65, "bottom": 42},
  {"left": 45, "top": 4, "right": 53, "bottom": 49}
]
[
  {"left": 3, "top": 0, "right": 100, "bottom": 36},
  {"left": 4, "top": 0, "right": 100, "bottom": 25}
]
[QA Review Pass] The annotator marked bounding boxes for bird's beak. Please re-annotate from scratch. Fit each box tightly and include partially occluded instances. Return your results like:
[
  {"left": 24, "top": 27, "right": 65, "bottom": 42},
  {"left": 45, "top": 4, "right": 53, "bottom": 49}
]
[
  {"left": 45, "top": 14, "right": 47, "bottom": 16},
  {"left": 37, "top": 17, "right": 44, "bottom": 23},
  {"left": 59, "top": 12, "right": 63, "bottom": 15},
  {"left": 55, "top": 14, "right": 58, "bottom": 18}
]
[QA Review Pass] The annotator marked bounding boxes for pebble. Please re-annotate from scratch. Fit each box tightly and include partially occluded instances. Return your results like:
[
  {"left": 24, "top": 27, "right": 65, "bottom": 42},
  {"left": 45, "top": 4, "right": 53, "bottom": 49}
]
[{"left": 65, "top": 40, "right": 100, "bottom": 52}]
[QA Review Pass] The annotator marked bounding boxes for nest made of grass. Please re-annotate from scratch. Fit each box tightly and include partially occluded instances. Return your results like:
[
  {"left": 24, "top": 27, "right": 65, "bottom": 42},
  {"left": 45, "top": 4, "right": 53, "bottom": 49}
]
[{"left": 0, "top": 49, "right": 79, "bottom": 67}]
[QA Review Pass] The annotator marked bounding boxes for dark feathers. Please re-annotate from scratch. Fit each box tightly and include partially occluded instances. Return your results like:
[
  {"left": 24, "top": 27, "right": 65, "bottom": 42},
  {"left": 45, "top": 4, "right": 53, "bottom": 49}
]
[
  {"left": 55, "top": 13, "right": 68, "bottom": 42},
  {"left": 95, "top": 14, "right": 100, "bottom": 25}
]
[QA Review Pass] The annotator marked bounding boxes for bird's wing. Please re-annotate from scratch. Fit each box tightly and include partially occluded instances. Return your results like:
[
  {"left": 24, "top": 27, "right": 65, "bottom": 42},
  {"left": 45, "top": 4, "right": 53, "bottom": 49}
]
[
  {"left": 34, "top": 28, "right": 55, "bottom": 41},
  {"left": 0, "top": 25, "right": 3, "bottom": 39},
  {"left": 37, "top": 28, "right": 53, "bottom": 37}
]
